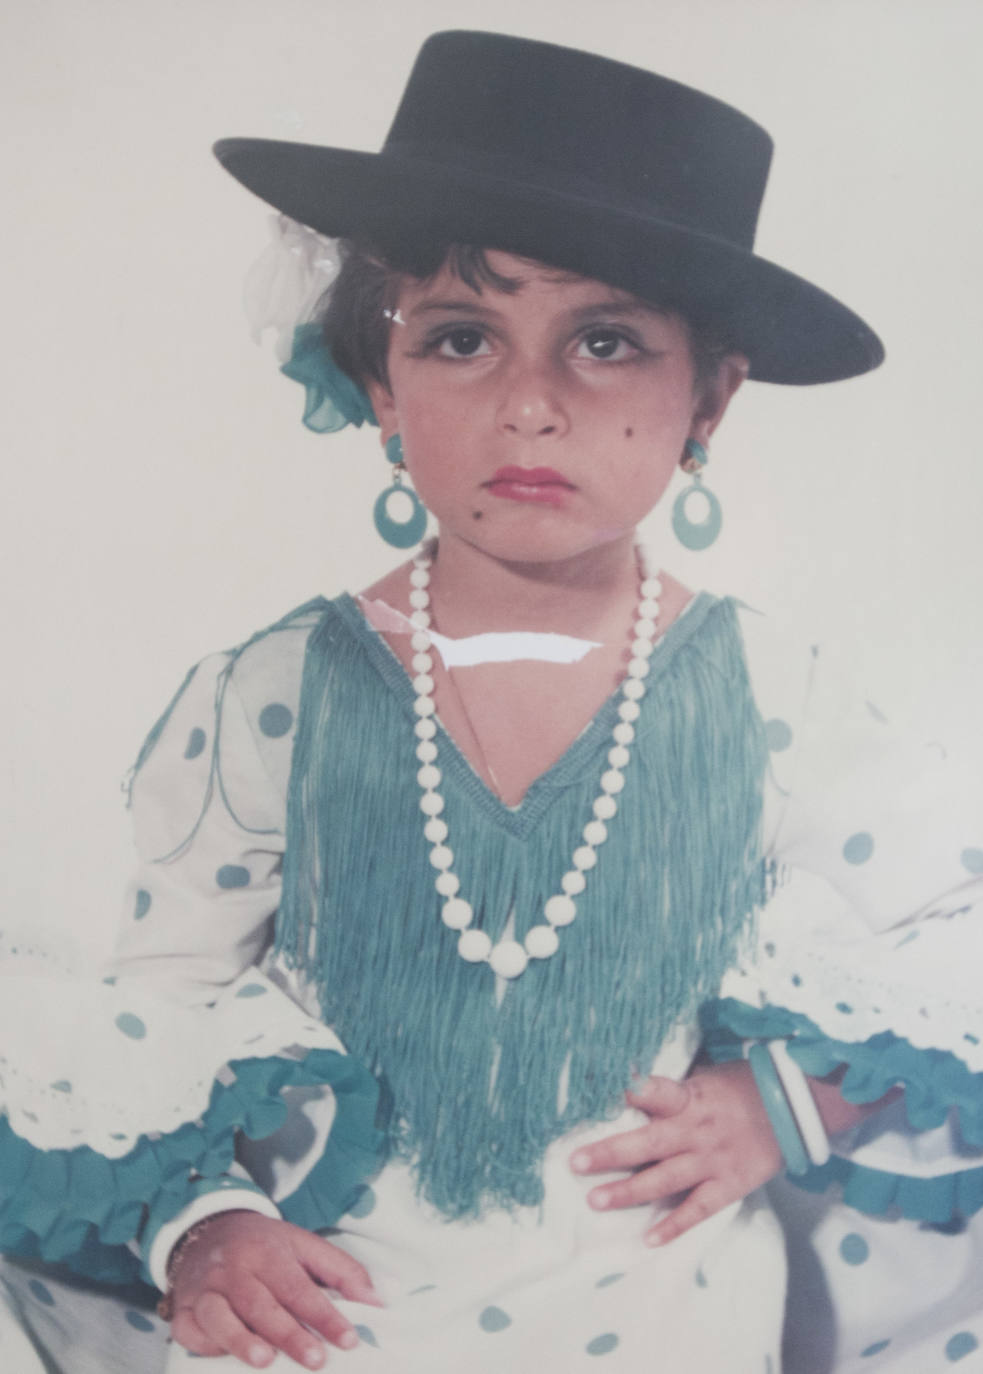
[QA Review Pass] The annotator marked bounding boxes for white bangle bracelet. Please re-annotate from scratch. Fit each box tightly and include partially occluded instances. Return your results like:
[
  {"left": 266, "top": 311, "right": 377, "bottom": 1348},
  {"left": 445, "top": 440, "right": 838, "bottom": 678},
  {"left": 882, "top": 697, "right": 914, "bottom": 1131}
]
[{"left": 767, "top": 1039, "right": 830, "bottom": 1167}]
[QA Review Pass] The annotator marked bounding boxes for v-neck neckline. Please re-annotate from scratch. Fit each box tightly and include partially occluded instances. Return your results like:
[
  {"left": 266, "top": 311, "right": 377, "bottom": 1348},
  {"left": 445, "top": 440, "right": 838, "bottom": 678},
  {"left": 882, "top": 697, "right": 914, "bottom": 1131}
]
[{"left": 332, "top": 589, "right": 720, "bottom": 840}]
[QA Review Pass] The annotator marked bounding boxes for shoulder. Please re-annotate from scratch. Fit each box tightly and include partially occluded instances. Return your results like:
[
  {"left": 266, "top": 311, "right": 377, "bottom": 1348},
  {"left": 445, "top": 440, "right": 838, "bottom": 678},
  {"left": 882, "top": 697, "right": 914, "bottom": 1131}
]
[
  {"left": 128, "top": 596, "right": 345, "bottom": 815},
  {"left": 726, "top": 599, "right": 819, "bottom": 734},
  {"left": 222, "top": 596, "right": 339, "bottom": 723}
]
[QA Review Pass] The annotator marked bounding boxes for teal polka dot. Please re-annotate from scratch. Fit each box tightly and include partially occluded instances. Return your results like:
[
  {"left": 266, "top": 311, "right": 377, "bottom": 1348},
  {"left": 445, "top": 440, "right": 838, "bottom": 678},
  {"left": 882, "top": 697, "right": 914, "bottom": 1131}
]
[
  {"left": 348, "top": 1185, "right": 377, "bottom": 1218},
  {"left": 694, "top": 1267, "right": 708, "bottom": 1288},
  {"left": 216, "top": 864, "right": 250, "bottom": 889},
  {"left": 861, "top": 1340, "right": 891, "bottom": 1357},
  {"left": 50, "top": 1080, "right": 72, "bottom": 1093},
  {"left": 28, "top": 1280, "right": 55, "bottom": 1306},
  {"left": 115, "top": 1012, "right": 147, "bottom": 1040},
  {"left": 134, "top": 889, "right": 152, "bottom": 921},
  {"left": 836, "top": 1002, "right": 853, "bottom": 1015},
  {"left": 595, "top": 1272, "right": 624, "bottom": 1288},
  {"left": 839, "top": 1233, "right": 870, "bottom": 1265},
  {"left": 791, "top": 974, "right": 802, "bottom": 987},
  {"left": 259, "top": 703, "right": 294, "bottom": 738},
  {"left": 184, "top": 728, "right": 207, "bottom": 760},
  {"left": 235, "top": 983, "right": 268, "bottom": 998},
  {"left": 125, "top": 1310, "right": 156, "bottom": 1333},
  {"left": 965, "top": 1034, "right": 980, "bottom": 1046},
  {"left": 843, "top": 832, "right": 874, "bottom": 864},
  {"left": 961, "top": 848, "right": 983, "bottom": 875},
  {"left": 946, "top": 1333, "right": 979, "bottom": 1361},
  {"left": 586, "top": 1333, "right": 619, "bottom": 1356},
  {"left": 478, "top": 1306, "right": 512, "bottom": 1333},
  {"left": 764, "top": 719, "right": 793, "bottom": 751},
  {"left": 354, "top": 1325, "right": 378, "bottom": 1348},
  {"left": 102, "top": 975, "right": 117, "bottom": 985}
]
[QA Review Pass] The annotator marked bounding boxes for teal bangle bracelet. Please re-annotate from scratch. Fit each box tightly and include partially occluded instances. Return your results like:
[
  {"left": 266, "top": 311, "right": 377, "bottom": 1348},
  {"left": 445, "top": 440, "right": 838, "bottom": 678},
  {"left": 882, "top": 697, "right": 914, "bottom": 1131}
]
[{"left": 747, "top": 1042, "right": 810, "bottom": 1177}]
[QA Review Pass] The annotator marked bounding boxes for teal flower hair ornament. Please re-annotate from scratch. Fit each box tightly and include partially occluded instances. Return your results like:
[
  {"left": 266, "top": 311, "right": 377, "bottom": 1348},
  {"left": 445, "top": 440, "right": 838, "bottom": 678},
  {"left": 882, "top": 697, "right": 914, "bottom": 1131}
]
[
  {"left": 243, "top": 213, "right": 377, "bottom": 433},
  {"left": 281, "top": 323, "right": 378, "bottom": 432}
]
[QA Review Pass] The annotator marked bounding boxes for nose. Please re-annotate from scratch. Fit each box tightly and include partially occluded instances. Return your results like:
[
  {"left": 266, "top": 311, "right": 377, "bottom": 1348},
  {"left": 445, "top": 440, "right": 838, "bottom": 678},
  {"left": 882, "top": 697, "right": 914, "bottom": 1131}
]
[{"left": 496, "top": 366, "right": 569, "bottom": 438}]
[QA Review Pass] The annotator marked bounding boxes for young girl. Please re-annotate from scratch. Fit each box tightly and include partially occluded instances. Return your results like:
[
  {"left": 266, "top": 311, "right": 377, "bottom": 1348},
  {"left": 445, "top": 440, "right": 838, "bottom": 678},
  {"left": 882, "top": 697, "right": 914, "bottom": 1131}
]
[{"left": 2, "top": 30, "right": 982, "bottom": 1374}]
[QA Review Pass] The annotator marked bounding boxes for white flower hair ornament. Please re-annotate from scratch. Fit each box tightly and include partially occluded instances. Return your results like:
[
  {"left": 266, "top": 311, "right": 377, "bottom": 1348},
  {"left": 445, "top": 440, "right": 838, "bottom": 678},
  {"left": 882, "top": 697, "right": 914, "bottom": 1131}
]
[{"left": 244, "top": 213, "right": 377, "bottom": 431}]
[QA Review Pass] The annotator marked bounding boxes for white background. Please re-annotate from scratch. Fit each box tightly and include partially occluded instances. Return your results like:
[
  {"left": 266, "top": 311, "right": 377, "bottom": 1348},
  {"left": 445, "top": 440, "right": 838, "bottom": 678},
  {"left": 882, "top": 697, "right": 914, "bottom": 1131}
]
[{"left": 2, "top": 0, "right": 980, "bottom": 956}]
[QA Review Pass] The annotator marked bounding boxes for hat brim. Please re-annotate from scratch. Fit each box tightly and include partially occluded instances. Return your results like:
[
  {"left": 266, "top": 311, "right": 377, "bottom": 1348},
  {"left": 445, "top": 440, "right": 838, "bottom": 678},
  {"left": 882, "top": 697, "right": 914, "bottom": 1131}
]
[{"left": 215, "top": 137, "right": 883, "bottom": 385}]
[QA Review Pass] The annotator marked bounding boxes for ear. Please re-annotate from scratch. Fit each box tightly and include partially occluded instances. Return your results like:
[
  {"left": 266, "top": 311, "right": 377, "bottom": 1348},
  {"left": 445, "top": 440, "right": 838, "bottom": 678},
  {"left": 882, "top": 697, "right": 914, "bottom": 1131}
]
[
  {"left": 690, "top": 353, "right": 749, "bottom": 447},
  {"left": 365, "top": 379, "right": 399, "bottom": 443}
]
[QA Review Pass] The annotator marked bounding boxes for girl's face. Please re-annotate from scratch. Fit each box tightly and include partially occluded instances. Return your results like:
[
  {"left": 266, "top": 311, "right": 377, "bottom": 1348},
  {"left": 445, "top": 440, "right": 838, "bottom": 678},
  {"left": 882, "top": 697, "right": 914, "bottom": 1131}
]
[{"left": 368, "top": 252, "right": 746, "bottom": 566}]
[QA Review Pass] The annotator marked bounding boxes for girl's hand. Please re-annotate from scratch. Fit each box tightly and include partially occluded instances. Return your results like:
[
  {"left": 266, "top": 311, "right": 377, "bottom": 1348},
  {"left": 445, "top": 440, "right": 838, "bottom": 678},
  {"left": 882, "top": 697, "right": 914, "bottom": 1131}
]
[
  {"left": 168, "top": 1211, "right": 382, "bottom": 1369},
  {"left": 569, "top": 1060, "right": 783, "bottom": 1248}
]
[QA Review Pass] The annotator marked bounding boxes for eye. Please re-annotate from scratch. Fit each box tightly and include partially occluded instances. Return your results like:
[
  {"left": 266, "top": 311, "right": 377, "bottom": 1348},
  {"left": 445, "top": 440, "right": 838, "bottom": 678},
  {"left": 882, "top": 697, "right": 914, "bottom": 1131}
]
[
  {"left": 577, "top": 328, "right": 638, "bottom": 361},
  {"left": 435, "top": 327, "right": 490, "bottom": 358}
]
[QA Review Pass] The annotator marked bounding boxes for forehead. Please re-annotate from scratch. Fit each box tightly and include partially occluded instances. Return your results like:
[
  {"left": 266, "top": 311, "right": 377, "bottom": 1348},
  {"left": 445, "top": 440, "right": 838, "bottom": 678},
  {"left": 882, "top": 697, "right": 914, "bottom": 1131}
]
[{"left": 399, "top": 249, "right": 655, "bottom": 313}]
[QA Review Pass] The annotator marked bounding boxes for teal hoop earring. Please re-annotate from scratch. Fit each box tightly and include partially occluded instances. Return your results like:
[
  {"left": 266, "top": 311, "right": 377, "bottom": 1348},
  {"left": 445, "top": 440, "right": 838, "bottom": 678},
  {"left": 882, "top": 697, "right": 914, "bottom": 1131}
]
[
  {"left": 671, "top": 438, "right": 722, "bottom": 551},
  {"left": 374, "top": 433, "right": 428, "bottom": 548}
]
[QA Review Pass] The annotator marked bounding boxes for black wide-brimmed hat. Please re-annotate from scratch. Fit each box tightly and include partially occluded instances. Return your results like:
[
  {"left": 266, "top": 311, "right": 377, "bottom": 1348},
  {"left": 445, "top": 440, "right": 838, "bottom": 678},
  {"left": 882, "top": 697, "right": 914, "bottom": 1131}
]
[{"left": 214, "top": 31, "right": 883, "bottom": 384}]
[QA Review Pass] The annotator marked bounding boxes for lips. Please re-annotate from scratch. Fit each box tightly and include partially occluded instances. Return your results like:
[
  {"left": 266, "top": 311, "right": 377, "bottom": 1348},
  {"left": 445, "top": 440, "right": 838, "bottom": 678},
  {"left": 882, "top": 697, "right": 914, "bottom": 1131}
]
[{"left": 483, "top": 466, "right": 576, "bottom": 506}]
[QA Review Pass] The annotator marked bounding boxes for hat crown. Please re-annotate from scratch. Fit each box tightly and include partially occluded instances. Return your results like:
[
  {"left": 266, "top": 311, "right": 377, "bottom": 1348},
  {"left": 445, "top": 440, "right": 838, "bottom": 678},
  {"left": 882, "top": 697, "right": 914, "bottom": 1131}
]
[{"left": 382, "top": 32, "right": 773, "bottom": 250}]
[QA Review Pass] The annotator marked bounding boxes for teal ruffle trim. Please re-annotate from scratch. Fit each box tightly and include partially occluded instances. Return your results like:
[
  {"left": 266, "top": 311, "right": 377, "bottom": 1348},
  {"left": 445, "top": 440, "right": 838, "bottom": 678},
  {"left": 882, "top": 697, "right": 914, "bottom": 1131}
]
[
  {"left": 702, "top": 997, "right": 983, "bottom": 1222},
  {"left": 0, "top": 1049, "right": 383, "bottom": 1286},
  {"left": 786, "top": 1151, "right": 983, "bottom": 1222}
]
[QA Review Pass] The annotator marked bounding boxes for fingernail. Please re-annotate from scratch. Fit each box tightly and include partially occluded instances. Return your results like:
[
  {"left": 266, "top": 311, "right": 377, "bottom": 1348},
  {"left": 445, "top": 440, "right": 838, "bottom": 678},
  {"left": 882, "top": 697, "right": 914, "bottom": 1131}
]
[
  {"left": 645, "top": 1230, "right": 664, "bottom": 1247},
  {"left": 353, "top": 1283, "right": 385, "bottom": 1308},
  {"left": 249, "top": 1344, "right": 274, "bottom": 1366},
  {"left": 337, "top": 1330, "right": 359, "bottom": 1351},
  {"left": 589, "top": 1188, "right": 610, "bottom": 1210},
  {"left": 570, "top": 1150, "right": 590, "bottom": 1173}
]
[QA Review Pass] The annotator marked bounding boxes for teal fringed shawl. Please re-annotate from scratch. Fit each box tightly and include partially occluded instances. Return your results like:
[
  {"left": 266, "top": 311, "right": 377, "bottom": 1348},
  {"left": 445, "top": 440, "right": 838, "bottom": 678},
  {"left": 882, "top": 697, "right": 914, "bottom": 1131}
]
[{"left": 275, "top": 592, "right": 770, "bottom": 1219}]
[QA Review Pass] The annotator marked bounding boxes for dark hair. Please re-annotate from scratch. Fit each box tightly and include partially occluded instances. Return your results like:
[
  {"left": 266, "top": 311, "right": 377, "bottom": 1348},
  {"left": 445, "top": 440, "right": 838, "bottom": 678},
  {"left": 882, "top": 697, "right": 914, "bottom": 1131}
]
[{"left": 321, "top": 239, "right": 736, "bottom": 398}]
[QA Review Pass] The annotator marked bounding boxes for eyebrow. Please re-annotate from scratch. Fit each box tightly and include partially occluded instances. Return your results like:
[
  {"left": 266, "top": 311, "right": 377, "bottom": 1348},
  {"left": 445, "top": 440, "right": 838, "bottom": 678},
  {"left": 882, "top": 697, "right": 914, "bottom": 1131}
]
[{"left": 406, "top": 297, "right": 670, "bottom": 322}]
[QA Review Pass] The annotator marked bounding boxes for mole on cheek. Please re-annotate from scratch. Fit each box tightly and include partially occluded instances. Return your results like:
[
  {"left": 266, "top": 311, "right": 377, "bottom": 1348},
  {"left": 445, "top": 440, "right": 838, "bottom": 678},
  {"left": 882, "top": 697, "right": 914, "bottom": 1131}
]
[
  {"left": 624, "top": 427, "right": 634, "bottom": 438},
  {"left": 472, "top": 510, "right": 484, "bottom": 521}
]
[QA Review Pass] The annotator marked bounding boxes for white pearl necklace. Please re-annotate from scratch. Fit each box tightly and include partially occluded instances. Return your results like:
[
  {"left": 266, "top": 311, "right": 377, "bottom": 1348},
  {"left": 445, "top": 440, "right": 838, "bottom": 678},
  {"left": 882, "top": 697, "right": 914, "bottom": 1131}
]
[{"left": 408, "top": 549, "right": 662, "bottom": 980}]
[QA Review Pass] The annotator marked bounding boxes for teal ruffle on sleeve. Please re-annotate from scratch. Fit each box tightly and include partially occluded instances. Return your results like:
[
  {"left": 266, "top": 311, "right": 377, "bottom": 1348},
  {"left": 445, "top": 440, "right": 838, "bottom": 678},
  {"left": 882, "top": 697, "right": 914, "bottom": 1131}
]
[
  {"left": 785, "top": 1151, "right": 983, "bottom": 1221},
  {"left": 702, "top": 997, "right": 983, "bottom": 1222},
  {"left": 0, "top": 1049, "right": 383, "bottom": 1287}
]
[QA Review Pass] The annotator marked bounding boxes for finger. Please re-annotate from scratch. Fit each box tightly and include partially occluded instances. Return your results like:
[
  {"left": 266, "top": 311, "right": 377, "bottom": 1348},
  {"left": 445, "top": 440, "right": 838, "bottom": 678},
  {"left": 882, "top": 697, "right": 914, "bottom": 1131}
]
[
  {"left": 268, "top": 1262, "right": 362, "bottom": 1350},
  {"left": 625, "top": 1076, "right": 691, "bottom": 1117},
  {"left": 296, "top": 1228, "right": 384, "bottom": 1307},
  {"left": 570, "top": 1116, "right": 692, "bottom": 1175},
  {"left": 169, "top": 1307, "right": 226, "bottom": 1359},
  {"left": 229, "top": 1268, "right": 350, "bottom": 1369},
  {"left": 586, "top": 1155, "right": 706, "bottom": 1211},
  {"left": 644, "top": 1179, "right": 729, "bottom": 1247},
  {"left": 191, "top": 1290, "right": 278, "bottom": 1368}
]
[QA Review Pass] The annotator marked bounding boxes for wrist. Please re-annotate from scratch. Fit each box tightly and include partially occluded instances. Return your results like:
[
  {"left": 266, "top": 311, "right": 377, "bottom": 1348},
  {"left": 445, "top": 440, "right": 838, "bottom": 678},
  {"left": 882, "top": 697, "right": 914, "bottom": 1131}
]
[
  {"left": 144, "top": 1176, "right": 280, "bottom": 1292},
  {"left": 806, "top": 1066, "right": 903, "bottom": 1137}
]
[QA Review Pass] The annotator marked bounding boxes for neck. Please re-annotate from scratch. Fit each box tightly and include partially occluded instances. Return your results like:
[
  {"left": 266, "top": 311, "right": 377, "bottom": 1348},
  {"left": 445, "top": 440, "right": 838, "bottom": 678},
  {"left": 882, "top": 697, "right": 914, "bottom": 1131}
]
[{"left": 427, "top": 533, "right": 642, "bottom": 639}]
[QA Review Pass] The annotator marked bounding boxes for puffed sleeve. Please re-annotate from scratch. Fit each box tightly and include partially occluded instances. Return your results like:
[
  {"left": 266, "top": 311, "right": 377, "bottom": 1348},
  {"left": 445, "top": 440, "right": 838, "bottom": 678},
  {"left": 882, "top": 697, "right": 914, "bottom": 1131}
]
[
  {"left": 109, "top": 606, "right": 317, "bottom": 1001},
  {"left": 704, "top": 606, "right": 983, "bottom": 1222},
  {"left": 0, "top": 602, "right": 383, "bottom": 1287}
]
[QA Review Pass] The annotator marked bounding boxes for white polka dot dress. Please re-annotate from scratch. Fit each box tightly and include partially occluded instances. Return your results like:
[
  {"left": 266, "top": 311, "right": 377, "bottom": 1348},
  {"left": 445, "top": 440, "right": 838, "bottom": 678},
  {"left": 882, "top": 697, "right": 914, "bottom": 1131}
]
[{"left": 1, "top": 590, "right": 981, "bottom": 1373}]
